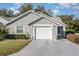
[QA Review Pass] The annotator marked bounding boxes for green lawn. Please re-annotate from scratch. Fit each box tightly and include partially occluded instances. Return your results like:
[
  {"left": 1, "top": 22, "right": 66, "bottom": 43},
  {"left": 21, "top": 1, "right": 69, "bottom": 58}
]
[{"left": 0, "top": 39, "right": 31, "bottom": 56}]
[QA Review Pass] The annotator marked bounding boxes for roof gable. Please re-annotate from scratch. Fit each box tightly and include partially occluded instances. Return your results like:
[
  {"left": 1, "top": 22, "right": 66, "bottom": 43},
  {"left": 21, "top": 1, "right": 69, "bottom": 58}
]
[
  {"left": 0, "top": 16, "right": 8, "bottom": 25},
  {"left": 37, "top": 11, "right": 66, "bottom": 26},
  {"left": 6, "top": 10, "right": 66, "bottom": 26}
]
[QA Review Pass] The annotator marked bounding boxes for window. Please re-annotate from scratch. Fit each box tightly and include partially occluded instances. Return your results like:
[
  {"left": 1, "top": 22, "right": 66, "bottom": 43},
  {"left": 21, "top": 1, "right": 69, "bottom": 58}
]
[
  {"left": 58, "top": 26, "right": 63, "bottom": 36},
  {"left": 17, "top": 26, "right": 23, "bottom": 33}
]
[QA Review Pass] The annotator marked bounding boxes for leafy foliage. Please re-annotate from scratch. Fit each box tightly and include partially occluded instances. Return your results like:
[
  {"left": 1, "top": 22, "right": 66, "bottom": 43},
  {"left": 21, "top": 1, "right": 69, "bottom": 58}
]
[
  {"left": 65, "top": 29, "right": 75, "bottom": 34},
  {"left": 5, "top": 34, "right": 30, "bottom": 39},
  {"left": 0, "top": 3, "right": 79, "bottom": 33},
  {"left": 0, "top": 28, "right": 8, "bottom": 40},
  {"left": 59, "top": 15, "right": 79, "bottom": 33},
  {"left": 34, "top": 5, "right": 53, "bottom": 16},
  {"left": 0, "top": 9, "right": 14, "bottom": 17},
  {"left": 59, "top": 15, "right": 74, "bottom": 29},
  {"left": 19, "top": 3, "right": 33, "bottom": 14}
]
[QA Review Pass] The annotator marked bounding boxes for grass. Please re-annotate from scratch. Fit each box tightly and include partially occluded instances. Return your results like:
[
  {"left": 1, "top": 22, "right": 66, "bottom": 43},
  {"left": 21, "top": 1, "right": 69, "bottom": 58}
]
[{"left": 0, "top": 39, "right": 31, "bottom": 56}]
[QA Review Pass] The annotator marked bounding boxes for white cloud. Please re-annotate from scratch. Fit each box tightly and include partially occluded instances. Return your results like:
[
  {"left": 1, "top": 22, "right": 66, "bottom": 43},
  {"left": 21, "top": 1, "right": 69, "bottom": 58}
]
[
  {"left": 13, "top": 10, "right": 20, "bottom": 14},
  {"left": 55, "top": 6, "right": 60, "bottom": 9},
  {"left": 73, "top": 6, "right": 79, "bottom": 11},
  {"left": 13, "top": 3, "right": 21, "bottom": 9},
  {"left": 71, "top": 3, "right": 77, "bottom": 5},
  {"left": 53, "top": 9, "right": 59, "bottom": 15},
  {"left": 10, "top": 7, "right": 15, "bottom": 11},
  {"left": 59, "top": 3, "right": 78, "bottom": 9},
  {"left": 9, "top": 7, "right": 20, "bottom": 14},
  {"left": 59, "top": 3, "right": 71, "bottom": 8},
  {"left": 7, "top": 3, "right": 21, "bottom": 14}
]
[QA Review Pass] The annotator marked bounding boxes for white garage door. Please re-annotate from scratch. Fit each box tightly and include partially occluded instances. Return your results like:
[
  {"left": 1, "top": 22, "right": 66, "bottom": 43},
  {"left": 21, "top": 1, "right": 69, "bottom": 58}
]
[{"left": 35, "top": 26, "right": 52, "bottom": 40}]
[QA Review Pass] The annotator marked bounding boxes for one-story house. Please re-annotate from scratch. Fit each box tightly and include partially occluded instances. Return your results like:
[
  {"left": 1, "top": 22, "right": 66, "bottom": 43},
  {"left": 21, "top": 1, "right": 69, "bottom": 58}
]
[
  {"left": 2, "top": 10, "right": 66, "bottom": 40},
  {"left": 0, "top": 16, "right": 9, "bottom": 29},
  {"left": 0, "top": 16, "right": 8, "bottom": 25}
]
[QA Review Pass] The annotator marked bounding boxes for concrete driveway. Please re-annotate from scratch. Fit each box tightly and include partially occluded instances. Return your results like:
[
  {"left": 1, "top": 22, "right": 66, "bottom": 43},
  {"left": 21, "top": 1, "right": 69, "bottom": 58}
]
[{"left": 10, "top": 39, "right": 79, "bottom": 56}]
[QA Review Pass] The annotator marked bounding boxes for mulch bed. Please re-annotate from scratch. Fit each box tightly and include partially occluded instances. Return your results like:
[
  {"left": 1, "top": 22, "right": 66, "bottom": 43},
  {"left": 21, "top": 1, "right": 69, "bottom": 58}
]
[{"left": 66, "top": 33, "right": 79, "bottom": 43}]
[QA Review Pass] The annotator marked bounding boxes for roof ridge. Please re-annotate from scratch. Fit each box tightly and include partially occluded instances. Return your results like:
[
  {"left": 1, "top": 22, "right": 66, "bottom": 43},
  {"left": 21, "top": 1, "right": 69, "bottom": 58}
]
[
  {"left": 6, "top": 10, "right": 33, "bottom": 25},
  {"left": 36, "top": 11, "right": 64, "bottom": 23},
  {"left": 35, "top": 11, "right": 66, "bottom": 26},
  {"left": 6, "top": 10, "right": 66, "bottom": 26},
  {"left": 0, "top": 16, "right": 8, "bottom": 25}
]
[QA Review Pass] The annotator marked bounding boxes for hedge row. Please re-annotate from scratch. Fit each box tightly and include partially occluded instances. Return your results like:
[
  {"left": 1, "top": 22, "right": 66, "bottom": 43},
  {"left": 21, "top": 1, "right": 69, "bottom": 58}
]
[
  {"left": 4, "top": 34, "right": 30, "bottom": 39},
  {"left": 65, "top": 29, "right": 75, "bottom": 37}
]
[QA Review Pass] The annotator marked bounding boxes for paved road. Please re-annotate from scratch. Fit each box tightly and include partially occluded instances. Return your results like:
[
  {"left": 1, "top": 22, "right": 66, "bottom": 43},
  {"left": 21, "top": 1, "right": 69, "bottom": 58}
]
[{"left": 10, "top": 39, "right": 79, "bottom": 56}]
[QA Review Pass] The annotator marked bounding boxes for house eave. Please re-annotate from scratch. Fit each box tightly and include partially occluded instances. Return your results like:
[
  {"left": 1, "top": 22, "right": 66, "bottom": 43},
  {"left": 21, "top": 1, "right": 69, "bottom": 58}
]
[{"left": 6, "top": 10, "right": 66, "bottom": 27}]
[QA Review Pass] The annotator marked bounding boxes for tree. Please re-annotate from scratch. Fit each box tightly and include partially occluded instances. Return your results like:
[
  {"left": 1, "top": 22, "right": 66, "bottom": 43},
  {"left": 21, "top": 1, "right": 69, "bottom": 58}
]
[
  {"left": 0, "top": 9, "right": 2, "bottom": 15},
  {"left": 59, "top": 15, "right": 74, "bottom": 29},
  {"left": 35, "top": 5, "right": 45, "bottom": 12},
  {"left": 1, "top": 9, "right": 7, "bottom": 16},
  {"left": 34, "top": 5, "right": 53, "bottom": 16},
  {"left": 0, "top": 9, "right": 14, "bottom": 17},
  {"left": 73, "top": 19, "right": 79, "bottom": 33},
  {"left": 46, "top": 9, "right": 53, "bottom": 16},
  {"left": 59, "top": 15, "right": 79, "bottom": 33},
  {"left": 59, "top": 15, "right": 74, "bottom": 24},
  {"left": 0, "top": 28, "right": 8, "bottom": 40},
  {"left": 19, "top": 3, "right": 33, "bottom": 14},
  {"left": 7, "top": 9, "right": 14, "bottom": 17}
]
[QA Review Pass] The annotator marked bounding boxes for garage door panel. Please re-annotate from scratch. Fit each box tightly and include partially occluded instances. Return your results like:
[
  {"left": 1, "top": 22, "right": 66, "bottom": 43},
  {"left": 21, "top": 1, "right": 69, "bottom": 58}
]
[{"left": 35, "top": 26, "right": 52, "bottom": 39}]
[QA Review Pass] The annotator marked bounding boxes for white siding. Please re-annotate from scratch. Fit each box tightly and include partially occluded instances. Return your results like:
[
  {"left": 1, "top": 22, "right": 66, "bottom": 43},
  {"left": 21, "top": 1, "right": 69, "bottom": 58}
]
[
  {"left": 0, "top": 17, "right": 8, "bottom": 25},
  {"left": 7, "top": 11, "right": 65, "bottom": 40},
  {"left": 7, "top": 12, "right": 40, "bottom": 34},
  {"left": 29, "top": 18, "right": 58, "bottom": 40}
]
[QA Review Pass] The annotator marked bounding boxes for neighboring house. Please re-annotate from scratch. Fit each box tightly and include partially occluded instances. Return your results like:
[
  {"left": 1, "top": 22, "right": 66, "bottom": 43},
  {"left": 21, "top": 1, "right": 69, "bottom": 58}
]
[
  {"left": 5, "top": 10, "right": 66, "bottom": 40},
  {"left": 0, "top": 16, "right": 8, "bottom": 25},
  {"left": 0, "top": 16, "right": 9, "bottom": 29}
]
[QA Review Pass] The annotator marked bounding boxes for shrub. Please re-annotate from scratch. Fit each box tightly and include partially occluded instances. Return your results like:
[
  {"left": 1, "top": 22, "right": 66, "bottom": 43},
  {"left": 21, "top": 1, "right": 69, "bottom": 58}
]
[
  {"left": 0, "top": 28, "right": 8, "bottom": 41},
  {"left": 5, "top": 34, "right": 30, "bottom": 39},
  {"left": 65, "top": 29, "right": 75, "bottom": 35},
  {"left": 76, "top": 31, "right": 79, "bottom": 33}
]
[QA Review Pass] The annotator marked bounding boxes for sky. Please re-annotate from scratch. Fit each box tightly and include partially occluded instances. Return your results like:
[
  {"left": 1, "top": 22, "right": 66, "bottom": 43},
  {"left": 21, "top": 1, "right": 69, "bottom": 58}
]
[{"left": 0, "top": 3, "right": 79, "bottom": 17}]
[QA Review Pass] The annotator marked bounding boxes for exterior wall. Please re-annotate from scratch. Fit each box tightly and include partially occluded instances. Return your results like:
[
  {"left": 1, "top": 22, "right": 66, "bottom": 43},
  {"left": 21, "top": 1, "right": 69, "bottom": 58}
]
[
  {"left": 29, "top": 18, "right": 58, "bottom": 40},
  {"left": 63, "top": 26, "right": 66, "bottom": 38},
  {"left": 6, "top": 11, "right": 65, "bottom": 40},
  {"left": 0, "top": 17, "right": 8, "bottom": 25},
  {"left": 7, "top": 12, "right": 40, "bottom": 35}
]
